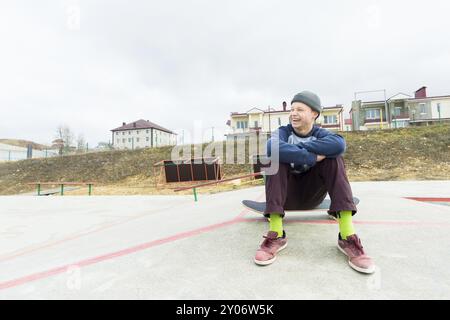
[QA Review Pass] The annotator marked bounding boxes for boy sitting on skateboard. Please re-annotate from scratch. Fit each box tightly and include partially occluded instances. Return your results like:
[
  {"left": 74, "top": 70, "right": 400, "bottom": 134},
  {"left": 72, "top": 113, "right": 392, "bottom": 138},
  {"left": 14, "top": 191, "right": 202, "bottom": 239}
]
[{"left": 255, "top": 91, "right": 375, "bottom": 274}]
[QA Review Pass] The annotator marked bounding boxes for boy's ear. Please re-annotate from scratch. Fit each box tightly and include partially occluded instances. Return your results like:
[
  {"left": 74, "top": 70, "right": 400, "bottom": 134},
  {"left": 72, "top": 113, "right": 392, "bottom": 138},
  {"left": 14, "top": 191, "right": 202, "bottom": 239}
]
[{"left": 313, "top": 111, "right": 319, "bottom": 120}]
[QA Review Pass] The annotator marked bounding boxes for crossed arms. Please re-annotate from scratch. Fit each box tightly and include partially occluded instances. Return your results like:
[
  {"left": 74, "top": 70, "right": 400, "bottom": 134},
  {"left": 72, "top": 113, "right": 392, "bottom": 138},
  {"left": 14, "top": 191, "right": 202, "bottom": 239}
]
[{"left": 266, "top": 127, "right": 346, "bottom": 167}]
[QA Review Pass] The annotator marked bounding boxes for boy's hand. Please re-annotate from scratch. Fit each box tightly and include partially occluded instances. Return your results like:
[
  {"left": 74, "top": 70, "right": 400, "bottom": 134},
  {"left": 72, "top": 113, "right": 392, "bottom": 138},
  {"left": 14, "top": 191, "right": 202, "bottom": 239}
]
[{"left": 317, "top": 155, "right": 326, "bottom": 162}]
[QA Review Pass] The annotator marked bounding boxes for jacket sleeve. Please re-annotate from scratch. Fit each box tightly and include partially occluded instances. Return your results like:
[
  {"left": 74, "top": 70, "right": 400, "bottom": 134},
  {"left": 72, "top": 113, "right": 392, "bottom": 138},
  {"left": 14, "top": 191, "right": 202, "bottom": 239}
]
[
  {"left": 267, "top": 127, "right": 317, "bottom": 167},
  {"left": 296, "top": 129, "right": 346, "bottom": 158}
]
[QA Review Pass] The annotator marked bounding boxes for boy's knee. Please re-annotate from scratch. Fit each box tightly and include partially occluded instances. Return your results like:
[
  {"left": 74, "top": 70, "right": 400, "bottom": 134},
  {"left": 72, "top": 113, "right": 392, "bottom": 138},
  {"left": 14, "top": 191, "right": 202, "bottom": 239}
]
[
  {"left": 320, "top": 156, "right": 345, "bottom": 170},
  {"left": 264, "top": 162, "right": 290, "bottom": 176}
]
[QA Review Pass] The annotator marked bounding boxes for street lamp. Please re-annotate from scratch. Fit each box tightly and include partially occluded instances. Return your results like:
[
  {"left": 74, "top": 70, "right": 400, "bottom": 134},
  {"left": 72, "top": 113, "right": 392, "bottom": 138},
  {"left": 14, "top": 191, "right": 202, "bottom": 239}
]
[{"left": 207, "top": 127, "right": 215, "bottom": 142}]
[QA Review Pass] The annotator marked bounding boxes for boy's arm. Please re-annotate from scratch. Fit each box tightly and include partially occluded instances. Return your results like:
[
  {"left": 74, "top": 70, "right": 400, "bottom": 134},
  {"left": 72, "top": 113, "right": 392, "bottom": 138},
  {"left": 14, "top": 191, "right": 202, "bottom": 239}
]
[
  {"left": 267, "top": 127, "right": 317, "bottom": 167},
  {"left": 297, "top": 130, "right": 346, "bottom": 158}
]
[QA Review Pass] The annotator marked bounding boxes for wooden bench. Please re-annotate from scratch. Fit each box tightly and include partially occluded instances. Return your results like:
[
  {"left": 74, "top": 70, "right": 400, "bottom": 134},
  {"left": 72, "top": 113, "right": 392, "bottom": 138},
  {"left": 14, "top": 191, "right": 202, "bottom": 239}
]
[{"left": 27, "top": 182, "right": 96, "bottom": 196}]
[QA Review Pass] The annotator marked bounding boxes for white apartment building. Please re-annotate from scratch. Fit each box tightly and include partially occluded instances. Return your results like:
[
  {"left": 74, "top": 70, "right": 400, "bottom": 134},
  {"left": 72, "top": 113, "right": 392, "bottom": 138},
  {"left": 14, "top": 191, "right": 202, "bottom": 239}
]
[{"left": 111, "top": 119, "right": 177, "bottom": 150}]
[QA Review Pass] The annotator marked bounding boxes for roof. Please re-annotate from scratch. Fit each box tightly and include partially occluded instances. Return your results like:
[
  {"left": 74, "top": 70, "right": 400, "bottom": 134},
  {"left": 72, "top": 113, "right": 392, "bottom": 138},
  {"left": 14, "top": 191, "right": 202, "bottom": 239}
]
[
  {"left": 388, "top": 93, "right": 412, "bottom": 101},
  {"left": 409, "top": 94, "right": 450, "bottom": 101},
  {"left": 111, "top": 119, "right": 176, "bottom": 134},
  {"left": 323, "top": 105, "right": 344, "bottom": 111},
  {"left": 245, "top": 107, "right": 265, "bottom": 114},
  {"left": 231, "top": 109, "right": 290, "bottom": 116},
  {"left": 360, "top": 94, "right": 450, "bottom": 104},
  {"left": 230, "top": 104, "right": 346, "bottom": 116},
  {"left": 356, "top": 86, "right": 450, "bottom": 103},
  {"left": 360, "top": 100, "right": 385, "bottom": 104},
  {"left": 415, "top": 86, "right": 427, "bottom": 92}
]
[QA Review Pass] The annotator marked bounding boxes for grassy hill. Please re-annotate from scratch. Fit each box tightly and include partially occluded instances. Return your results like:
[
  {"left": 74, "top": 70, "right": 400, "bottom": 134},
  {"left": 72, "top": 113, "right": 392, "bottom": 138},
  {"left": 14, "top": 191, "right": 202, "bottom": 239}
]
[
  {"left": 0, "top": 124, "right": 449, "bottom": 195},
  {"left": 0, "top": 139, "right": 50, "bottom": 150}
]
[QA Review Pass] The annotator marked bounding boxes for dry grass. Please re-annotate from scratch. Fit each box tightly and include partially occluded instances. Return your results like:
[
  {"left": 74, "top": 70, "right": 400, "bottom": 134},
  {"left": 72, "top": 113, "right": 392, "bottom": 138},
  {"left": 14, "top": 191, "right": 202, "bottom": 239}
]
[{"left": 1, "top": 124, "right": 449, "bottom": 196}]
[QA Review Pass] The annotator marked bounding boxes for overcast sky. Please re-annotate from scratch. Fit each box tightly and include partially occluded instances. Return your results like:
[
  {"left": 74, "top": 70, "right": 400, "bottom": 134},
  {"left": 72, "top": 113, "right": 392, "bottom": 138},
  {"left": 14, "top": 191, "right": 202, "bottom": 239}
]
[{"left": 1, "top": 0, "right": 450, "bottom": 146}]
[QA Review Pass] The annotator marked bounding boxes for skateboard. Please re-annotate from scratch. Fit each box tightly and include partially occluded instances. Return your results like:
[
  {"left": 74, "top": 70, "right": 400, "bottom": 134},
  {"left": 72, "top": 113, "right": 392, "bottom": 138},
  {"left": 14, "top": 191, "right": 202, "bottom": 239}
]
[{"left": 242, "top": 197, "right": 359, "bottom": 219}]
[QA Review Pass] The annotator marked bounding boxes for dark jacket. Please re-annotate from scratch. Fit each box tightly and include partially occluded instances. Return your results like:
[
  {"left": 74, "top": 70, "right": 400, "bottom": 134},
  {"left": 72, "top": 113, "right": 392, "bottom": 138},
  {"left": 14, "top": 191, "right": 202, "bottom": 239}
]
[{"left": 267, "top": 124, "right": 346, "bottom": 173}]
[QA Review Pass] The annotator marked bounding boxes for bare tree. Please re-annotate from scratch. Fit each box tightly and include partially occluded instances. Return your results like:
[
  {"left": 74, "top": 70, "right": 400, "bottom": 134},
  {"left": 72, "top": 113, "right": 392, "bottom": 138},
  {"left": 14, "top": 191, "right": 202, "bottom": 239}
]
[
  {"left": 55, "top": 125, "right": 74, "bottom": 154},
  {"left": 76, "top": 134, "right": 86, "bottom": 152}
]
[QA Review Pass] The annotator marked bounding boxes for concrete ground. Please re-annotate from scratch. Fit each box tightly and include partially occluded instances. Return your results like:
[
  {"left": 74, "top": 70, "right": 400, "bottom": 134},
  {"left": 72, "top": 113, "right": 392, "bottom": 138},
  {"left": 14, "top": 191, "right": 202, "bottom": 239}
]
[{"left": 0, "top": 180, "right": 449, "bottom": 300}]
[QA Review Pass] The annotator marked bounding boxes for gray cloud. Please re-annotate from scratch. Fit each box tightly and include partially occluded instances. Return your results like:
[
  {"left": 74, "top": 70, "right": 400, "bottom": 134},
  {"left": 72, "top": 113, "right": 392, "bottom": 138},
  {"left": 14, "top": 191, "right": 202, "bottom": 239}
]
[{"left": 1, "top": 0, "right": 449, "bottom": 145}]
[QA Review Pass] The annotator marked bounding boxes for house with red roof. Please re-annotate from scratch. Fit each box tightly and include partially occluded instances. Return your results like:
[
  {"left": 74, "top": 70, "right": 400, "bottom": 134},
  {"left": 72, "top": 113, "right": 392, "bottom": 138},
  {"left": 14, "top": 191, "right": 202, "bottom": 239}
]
[
  {"left": 111, "top": 119, "right": 177, "bottom": 149},
  {"left": 351, "top": 86, "right": 450, "bottom": 130}
]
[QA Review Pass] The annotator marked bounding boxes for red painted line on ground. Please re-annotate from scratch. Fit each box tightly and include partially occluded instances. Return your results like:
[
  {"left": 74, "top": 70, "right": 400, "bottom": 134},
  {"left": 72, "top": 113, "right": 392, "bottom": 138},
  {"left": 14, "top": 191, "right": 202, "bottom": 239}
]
[
  {"left": 405, "top": 197, "right": 450, "bottom": 202},
  {"left": 240, "top": 217, "right": 335, "bottom": 224},
  {"left": 0, "top": 206, "right": 183, "bottom": 263},
  {"left": 354, "top": 220, "right": 450, "bottom": 226},
  {"left": 0, "top": 193, "right": 264, "bottom": 263},
  {"left": 0, "top": 193, "right": 265, "bottom": 291},
  {"left": 0, "top": 217, "right": 243, "bottom": 291},
  {"left": 241, "top": 217, "right": 450, "bottom": 227}
]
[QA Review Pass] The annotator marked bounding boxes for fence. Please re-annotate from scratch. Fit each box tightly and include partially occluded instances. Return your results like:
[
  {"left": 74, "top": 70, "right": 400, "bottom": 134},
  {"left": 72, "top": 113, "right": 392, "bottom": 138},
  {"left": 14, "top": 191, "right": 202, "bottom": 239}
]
[{"left": 0, "top": 143, "right": 59, "bottom": 162}]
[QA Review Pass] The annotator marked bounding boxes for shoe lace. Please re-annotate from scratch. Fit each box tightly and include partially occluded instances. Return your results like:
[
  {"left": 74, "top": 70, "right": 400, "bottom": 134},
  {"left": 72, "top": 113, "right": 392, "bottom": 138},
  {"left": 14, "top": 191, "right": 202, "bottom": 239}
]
[
  {"left": 351, "top": 237, "right": 365, "bottom": 255},
  {"left": 261, "top": 235, "right": 277, "bottom": 248}
]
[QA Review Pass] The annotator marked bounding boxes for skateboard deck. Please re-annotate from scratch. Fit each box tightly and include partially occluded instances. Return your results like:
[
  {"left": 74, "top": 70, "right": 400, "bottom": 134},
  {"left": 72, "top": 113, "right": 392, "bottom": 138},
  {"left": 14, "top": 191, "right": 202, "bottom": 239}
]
[{"left": 242, "top": 197, "right": 359, "bottom": 215}]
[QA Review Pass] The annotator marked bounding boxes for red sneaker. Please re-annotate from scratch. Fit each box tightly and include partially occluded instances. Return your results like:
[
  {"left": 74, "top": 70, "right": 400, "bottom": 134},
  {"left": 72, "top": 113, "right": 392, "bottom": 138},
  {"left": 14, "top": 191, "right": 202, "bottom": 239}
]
[
  {"left": 254, "top": 231, "right": 287, "bottom": 266},
  {"left": 338, "top": 234, "right": 375, "bottom": 274}
]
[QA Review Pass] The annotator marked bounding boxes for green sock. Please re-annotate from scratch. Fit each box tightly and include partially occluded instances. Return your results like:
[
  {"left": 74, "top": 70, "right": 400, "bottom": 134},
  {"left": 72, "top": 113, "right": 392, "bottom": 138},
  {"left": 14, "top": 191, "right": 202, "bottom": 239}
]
[
  {"left": 338, "top": 210, "right": 355, "bottom": 240},
  {"left": 269, "top": 214, "right": 283, "bottom": 237}
]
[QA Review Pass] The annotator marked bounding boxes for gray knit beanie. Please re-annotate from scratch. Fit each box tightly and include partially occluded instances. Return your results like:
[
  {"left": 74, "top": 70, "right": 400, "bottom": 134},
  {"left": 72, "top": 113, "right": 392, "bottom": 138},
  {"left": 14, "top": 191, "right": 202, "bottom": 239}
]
[{"left": 291, "top": 91, "right": 323, "bottom": 116}]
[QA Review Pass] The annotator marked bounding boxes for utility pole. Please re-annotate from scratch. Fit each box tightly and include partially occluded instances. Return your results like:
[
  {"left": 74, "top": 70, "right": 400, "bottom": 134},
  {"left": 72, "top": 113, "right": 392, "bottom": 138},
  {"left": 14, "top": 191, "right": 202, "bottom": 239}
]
[
  {"left": 438, "top": 103, "right": 442, "bottom": 122},
  {"left": 211, "top": 126, "right": 214, "bottom": 142},
  {"left": 384, "top": 89, "right": 388, "bottom": 128}
]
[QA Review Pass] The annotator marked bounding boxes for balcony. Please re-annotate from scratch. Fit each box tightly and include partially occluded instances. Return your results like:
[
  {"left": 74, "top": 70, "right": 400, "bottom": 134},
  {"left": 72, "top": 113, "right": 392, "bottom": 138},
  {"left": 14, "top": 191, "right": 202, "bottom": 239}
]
[
  {"left": 364, "top": 118, "right": 387, "bottom": 124},
  {"left": 392, "top": 112, "right": 410, "bottom": 119}
]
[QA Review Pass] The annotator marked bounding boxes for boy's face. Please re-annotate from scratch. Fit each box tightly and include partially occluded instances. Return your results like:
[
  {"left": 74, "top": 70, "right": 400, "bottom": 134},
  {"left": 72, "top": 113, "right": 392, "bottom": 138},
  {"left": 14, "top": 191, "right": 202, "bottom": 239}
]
[{"left": 290, "top": 102, "right": 318, "bottom": 130}]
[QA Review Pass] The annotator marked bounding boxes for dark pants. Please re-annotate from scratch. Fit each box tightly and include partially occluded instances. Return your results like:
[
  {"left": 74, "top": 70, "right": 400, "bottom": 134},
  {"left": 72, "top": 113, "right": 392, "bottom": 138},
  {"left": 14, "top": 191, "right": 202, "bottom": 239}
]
[{"left": 264, "top": 156, "right": 356, "bottom": 218}]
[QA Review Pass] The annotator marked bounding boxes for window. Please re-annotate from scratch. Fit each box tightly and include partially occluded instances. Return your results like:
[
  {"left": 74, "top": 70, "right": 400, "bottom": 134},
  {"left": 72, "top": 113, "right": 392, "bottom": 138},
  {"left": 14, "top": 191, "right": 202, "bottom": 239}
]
[
  {"left": 137, "top": 131, "right": 140, "bottom": 134},
  {"left": 278, "top": 118, "right": 281, "bottom": 126},
  {"left": 324, "top": 115, "right": 337, "bottom": 124},
  {"left": 146, "top": 137, "right": 149, "bottom": 142},
  {"left": 116, "top": 132, "right": 118, "bottom": 135},
  {"left": 129, "top": 131, "right": 131, "bottom": 135},
  {"left": 419, "top": 103, "right": 426, "bottom": 114},
  {"left": 393, "top": 120, "right": 408, "bottom": 128},
  {"left": 365, "top": 109, "right": 380, "bottom": 119},
  {"left": 146, "top": 130, "right": 149, "bottom": 134},
  {"left": 122, "top": 132, "right": 125, "bottom": 135},
  {"left": 122, "top": 138, "right": 125, "bottom": 143},
  {"left": 128, "top": 138, "right": 131, "bottom": 142},
  {"left": 136, "top": 138, "right": 140, "bottom": 142},
  {"left": 236, "top": 121, "right": 248, "bottom": 129},
  {"left": 254, "top": 121, "right": 258, "bottom": 128},
  {"left": 394, "top": 107, "right": 401, "bottom": 116}
]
